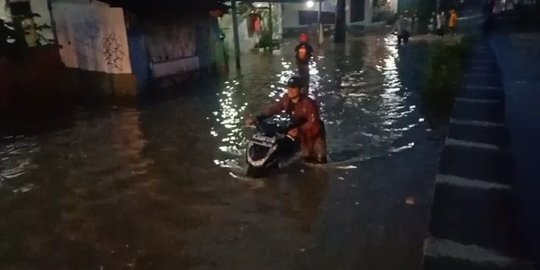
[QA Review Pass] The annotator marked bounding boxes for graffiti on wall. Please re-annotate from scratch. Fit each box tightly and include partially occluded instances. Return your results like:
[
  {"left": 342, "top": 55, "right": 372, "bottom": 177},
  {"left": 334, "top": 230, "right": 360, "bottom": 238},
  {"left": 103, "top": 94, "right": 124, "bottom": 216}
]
[
  {"left": 51, "top": 2, "right": 131, "bottom": 74},
  {"left": 102, "top": 33, "right": 126, "bottom": 71}
]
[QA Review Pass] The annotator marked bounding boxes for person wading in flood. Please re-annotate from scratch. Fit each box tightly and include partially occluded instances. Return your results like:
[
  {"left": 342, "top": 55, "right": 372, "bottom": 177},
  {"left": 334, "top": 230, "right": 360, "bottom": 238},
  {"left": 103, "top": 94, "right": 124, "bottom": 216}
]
[
  {"left": 246, "top": 76, "right": 328, "bottom": 163},
  {"left": 394, "top": 13, "right": 412, "bottom": 45},
  {"left": 295, "top": 33, "right": 313, "bottom": 94},
  {"left": 449, "top": 9, "right": 458, "bottom": 35},
  {"left": 436, "top": 11, "right": 446, "bottom": 37}
]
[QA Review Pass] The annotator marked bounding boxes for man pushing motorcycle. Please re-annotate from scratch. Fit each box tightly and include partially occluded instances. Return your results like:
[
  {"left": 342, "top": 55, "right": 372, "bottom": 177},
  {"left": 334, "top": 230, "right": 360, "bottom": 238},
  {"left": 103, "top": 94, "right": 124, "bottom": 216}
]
[{"left": 246, "top": 76, "right": 327, "bottom": 163}]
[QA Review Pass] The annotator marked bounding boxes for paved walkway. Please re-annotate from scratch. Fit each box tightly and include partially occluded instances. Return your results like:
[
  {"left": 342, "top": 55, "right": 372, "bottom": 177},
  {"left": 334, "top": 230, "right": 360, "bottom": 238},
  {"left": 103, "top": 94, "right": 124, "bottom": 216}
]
[
  {"left": 421, "top": 40, "right": 536, "bottom": 269},
  {"left": 490, "top": 29, "right": 540, "bottom": 267}
]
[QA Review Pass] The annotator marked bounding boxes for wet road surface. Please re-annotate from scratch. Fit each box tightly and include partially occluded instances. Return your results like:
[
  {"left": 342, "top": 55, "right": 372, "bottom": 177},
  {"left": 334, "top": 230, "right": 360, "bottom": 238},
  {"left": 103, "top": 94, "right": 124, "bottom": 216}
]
[{"left": 0, "top": 33, "right": 444, "bottom": 270}]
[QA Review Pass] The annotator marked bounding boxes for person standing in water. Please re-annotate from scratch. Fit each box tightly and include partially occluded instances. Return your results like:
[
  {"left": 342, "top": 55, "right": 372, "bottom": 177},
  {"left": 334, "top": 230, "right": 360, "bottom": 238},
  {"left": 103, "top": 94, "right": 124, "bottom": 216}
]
[
  {"left": 295, "top": 33, "right": 313, "bottom": 94},
  {"left": 449, "top": 9, "right": 458, "bottom": 35},
  {"left": 429, "top": 12, "right": 437, "bottom": 35},
  {"left": 395, "top": 14, "right": 412, "bottom": 45},
  {"left": 295, "top": 33, "right": 313, "bottom": 65},
  {"left": 436, "top": 11, "right": 446, "bottom": 37}
]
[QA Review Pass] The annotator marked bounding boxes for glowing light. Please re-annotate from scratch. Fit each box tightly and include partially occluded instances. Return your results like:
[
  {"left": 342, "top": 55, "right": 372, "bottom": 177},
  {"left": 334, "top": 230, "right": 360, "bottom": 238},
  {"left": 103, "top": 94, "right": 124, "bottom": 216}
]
[{"left": 306, "top": 1, "right": 315, "bottom": 8}]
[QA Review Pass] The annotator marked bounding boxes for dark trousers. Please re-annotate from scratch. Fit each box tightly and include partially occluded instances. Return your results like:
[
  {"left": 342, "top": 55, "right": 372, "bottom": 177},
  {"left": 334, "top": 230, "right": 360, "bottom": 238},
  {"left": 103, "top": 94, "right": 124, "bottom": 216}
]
[
  {"left": 277, "top": 136, "right": 299, "bottom": 158},
  {"left": 437, "top": 29, "right": 445, "bottom": 36},
  {"left": 398, "top": 31, "right": 410, "bottom": 45},
  {"left": 300, "top": 124, "right": 327, "bottom": 163}
]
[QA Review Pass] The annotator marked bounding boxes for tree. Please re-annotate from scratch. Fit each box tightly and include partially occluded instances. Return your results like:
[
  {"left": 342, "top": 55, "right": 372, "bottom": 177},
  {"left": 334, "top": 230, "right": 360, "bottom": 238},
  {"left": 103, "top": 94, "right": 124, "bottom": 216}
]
[
  {"left": 3, "top": 0, "right": 25, "bottom": 47},
  {"left": 3, "top": 0, "right": 53, "bottom": 47}
]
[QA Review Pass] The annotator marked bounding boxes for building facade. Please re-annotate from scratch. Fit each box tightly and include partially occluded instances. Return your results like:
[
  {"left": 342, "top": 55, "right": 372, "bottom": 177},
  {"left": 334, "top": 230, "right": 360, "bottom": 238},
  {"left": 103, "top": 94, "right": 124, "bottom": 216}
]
[{"left": 282, "top": 0, "right": 398, "bottom": 35}]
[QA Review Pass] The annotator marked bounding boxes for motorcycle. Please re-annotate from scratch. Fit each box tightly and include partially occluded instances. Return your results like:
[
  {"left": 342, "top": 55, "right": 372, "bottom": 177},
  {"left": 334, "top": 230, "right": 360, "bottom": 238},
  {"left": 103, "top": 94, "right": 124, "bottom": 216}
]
[{"left": 246, "top": 119, "right": 297, "bottom": 178}]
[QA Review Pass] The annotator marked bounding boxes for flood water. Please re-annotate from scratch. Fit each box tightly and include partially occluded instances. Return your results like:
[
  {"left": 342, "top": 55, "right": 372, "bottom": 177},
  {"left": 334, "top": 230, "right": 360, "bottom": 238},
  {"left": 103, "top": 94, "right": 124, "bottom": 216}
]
[{"left": 0, "top": 33, "right": 444, "bottom": 270}]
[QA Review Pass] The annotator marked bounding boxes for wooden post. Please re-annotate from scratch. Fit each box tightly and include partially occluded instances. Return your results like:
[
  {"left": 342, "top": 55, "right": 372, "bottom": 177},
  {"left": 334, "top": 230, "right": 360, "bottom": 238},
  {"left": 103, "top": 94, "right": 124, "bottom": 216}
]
[
  {"left": 318, "top": 0, "right": 323, "bottom": 45},
  {"left": 268, "top": 1, "right": 273, "bottom": 49},
  {"left": 335, "top": 0, "right": 346, "bottom": 43},
  {"left": 318, "top": 0, "right": 322, "bottom": 23},
  {"left": 47, "top": 0, "right": 59, "bottom": 45},
  {"left": 231, "top": 0, "right": 241, "bottom": 70}
]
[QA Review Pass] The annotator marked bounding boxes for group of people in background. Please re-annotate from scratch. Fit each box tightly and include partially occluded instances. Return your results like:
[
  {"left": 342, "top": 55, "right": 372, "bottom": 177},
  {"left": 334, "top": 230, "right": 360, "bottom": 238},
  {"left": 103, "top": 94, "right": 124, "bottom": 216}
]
[
  {"left": 429, "top": 9, "right": 459, "bottom": 37},
  {"left": 394, "top": 8, "right": 459, "bottom": 45}
]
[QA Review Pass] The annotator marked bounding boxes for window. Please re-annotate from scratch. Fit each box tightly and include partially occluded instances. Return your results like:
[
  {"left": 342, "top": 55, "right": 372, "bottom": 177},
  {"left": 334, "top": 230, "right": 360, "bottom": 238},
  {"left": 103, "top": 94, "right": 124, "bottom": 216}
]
[
  {"left": 298, "top": 11, "right": 336, "bottom": 25},
  {"left": 350, "top": 0, "right": 366, "bottom": 22},
  {"left": 9, "top": 1, "right": 32, "bottom": 16}
]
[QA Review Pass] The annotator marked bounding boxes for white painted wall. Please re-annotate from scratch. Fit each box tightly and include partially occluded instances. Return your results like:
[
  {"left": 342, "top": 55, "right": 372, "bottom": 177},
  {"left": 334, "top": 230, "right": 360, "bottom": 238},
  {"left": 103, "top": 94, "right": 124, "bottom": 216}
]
[
  {"left": 0, "top": 0, "right": 9, "bottom": 21},
  {"left": 51, "top": 1, "right": 132, "bottom": 74}
]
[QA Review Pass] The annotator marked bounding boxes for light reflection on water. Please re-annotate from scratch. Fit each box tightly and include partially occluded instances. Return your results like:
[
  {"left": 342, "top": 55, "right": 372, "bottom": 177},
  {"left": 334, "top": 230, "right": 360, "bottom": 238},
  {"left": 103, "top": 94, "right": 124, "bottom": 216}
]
[
  {"left": 0, "top": 33, "right": 437, "bottom": 269},
  {"left": 212, "top": 34, "right": 424, "bottom": 169},
  {"left": 0, "top": 136, "right": 40, "bottom": 189},
  {"left": 0, "top": 34, "right": 430, "bottom": 189},
  {"left": 1, "top": 108, "right": 152, "bottom": 193}
]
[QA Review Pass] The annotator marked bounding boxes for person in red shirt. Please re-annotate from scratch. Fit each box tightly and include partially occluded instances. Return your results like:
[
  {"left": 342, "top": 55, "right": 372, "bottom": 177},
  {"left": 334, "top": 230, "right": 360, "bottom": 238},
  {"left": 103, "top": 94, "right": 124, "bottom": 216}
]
[
  {"left": 247, "top": 76, "right": 327, "bottom": 163},
  {"left": 295, "top": 33, "right": 313, "bottom": 94},
  {"left": 295, "top": 33, "right": 314, "bottom": 65}
]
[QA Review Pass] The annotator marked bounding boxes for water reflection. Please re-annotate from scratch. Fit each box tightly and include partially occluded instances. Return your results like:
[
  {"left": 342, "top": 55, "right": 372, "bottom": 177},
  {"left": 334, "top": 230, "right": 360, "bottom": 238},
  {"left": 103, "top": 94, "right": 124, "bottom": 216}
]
[
  {"left": 0, "top": 33, "right": 437, "bottom": 269},
  {"left": 211, "top": 35, "right": 417, "bottom": 170},
  {"left": 0, "top": 136, "right": 40, "bottom": 189}
]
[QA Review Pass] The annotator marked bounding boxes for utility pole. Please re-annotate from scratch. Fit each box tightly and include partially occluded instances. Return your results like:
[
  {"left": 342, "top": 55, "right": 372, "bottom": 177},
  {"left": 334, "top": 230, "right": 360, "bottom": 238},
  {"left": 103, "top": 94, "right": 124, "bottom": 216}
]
[
  {"left": 334, "top": 0, "right": 346, "bottom": 43},
  {"left": 318, "top": 0, "right": 323, "bottom": 24},
  {"left": 231, "top": 0, "right": 241, "bottom": 70},
  {"left": 47, "top": 0, "right": 59, "bottom": 45},
  {"left": 268, "top": 1, "right": 273, "bottom": 49},
  {"left": 318, "top": 0, "right": 323, "bottom": 45}
]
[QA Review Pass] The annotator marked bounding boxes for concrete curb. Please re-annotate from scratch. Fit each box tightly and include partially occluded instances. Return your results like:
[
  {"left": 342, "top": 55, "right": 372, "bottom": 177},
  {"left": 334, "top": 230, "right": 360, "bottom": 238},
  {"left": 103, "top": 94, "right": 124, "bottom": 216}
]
[{"left": 421, "top": 43, "right": 535, "bottom": 270}]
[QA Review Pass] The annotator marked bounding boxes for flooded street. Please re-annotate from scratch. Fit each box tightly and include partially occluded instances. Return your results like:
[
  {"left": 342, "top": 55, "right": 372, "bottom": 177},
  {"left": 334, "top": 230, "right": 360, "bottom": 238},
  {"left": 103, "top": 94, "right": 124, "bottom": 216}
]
[{"left": 0, "top": 33, "right": 444, "bottom": 270}]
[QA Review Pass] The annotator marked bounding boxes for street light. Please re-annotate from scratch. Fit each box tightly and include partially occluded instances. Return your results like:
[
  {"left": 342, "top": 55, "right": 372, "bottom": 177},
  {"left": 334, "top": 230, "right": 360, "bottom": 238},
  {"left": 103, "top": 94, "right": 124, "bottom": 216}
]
[{"left": 306, "top": 0, "right": 315, "bottom": 8}]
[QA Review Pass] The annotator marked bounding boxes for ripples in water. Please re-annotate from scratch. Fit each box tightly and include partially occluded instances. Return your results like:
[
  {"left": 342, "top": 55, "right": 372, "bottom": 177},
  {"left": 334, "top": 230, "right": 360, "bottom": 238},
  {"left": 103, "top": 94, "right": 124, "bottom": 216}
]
[
  {"left": 206, "top": 35, "right": 429, "bottom": 170},
  {"left": 0, "top": 34, "right": 432, "bottom": 188},
  {"left": 0, "top": 136, "right": 40, "bottom": 190},
  {"left": 0, "top": 33, "right": 439, "bottom": 270}
]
